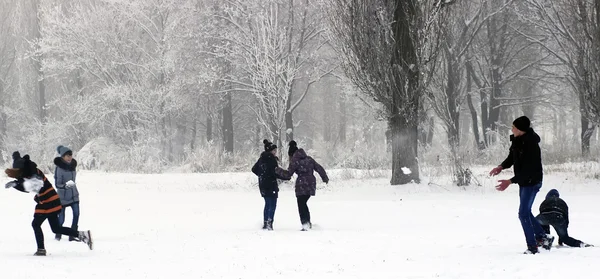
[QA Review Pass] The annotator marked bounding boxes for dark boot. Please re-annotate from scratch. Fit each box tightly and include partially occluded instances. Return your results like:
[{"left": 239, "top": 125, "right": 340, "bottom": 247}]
[
  {"left": 524, "top": 246, "right": 538, "bottom": 254},
  {"left": 55, "top": 234, "right": 61, "bottom": 241},
  {"left": 267, "top": 220, "right": 274, "bottom": 231},
  {"left": 34, "top": 249, "right": 46, "bottom": 256},
  {"left": 262, "top": 221, "right": 268, "bottom": 230},
  {"left": 542, "top": 234, "right": 555, "bottom": 250},
  {"left": 70, "top": 226, "right": 80, "bottom": 242},
  {"left": 69, "top": 236, "right": 81, "bottom": 242}
]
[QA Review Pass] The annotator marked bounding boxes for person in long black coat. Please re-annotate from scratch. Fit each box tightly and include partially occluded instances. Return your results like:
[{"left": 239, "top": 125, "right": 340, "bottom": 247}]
[{"left": 252, "top": 140, "right": 286, "bottom": 230}]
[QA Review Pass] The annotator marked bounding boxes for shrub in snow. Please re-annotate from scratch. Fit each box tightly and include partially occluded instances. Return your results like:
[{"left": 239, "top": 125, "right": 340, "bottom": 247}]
[{"left": 78, "top": 137, "right": 126, "bottom": 170}]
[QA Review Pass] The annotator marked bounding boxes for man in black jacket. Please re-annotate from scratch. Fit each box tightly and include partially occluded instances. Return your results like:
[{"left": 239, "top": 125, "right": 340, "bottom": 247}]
[
  {"left": 490, "top": 116, "right": 553, "bottom": 254},
  {"left": 536, "top": 189, "right": 593, "bottom": 248}
]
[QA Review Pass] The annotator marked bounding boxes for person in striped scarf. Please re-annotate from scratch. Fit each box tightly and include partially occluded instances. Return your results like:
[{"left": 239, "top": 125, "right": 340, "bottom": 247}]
[{"left": 4, "top": 151, "right": 93, "bottom": 256}]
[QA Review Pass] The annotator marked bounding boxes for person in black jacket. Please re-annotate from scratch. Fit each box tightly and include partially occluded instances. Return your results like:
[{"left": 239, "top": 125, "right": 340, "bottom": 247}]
[
  {"left": 490, "top": 116, "right": 553, "bottom": 254},
  {"left": 536, "top": 189, "right": 593, "bottom": 248},
  {"left": 252, "top": 140, "right": 286, "bottom": 230}
]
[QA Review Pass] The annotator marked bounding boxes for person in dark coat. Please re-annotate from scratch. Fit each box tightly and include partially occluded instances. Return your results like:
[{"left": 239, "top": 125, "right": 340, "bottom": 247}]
[
  {"left": 280, "top": 141, "right": 328, "bottom": 231},
  {"left": 251, "top": 140, "right": 286, "bottom": 230},
  {"left": 536, "top": 189, "right": 593, "bottom": 248},
  {"left": 489, "top": 116, "right": 553, "bottom": 254},
  {"left": 4, "top": 151, "right": 93, "bottom": 256},
  {"left": 54, "top": 145, "right": 81, "bottom": 241}
]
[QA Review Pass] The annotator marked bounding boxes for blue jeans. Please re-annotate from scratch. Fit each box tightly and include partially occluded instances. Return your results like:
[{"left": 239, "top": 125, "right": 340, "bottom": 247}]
[
  {"left": 263, "top": 196, "right": 277, "bottom": 222},
  {"left": 58, "top": 202, "right": 80, "bottom": 231},
  {"left": 518, "top": 183, "right": 545, "bottom": 246}
]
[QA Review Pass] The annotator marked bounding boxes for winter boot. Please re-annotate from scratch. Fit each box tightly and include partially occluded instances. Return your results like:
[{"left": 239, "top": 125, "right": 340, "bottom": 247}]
[
  {"left": 262, "top": 221, "right": 268, "bottom": 230},
  {"left": 524, "top": 246, "right": 539, "bottom": 254},
  {"left": 69, "top": 236, "right": 81, "bottom": 242},
  {"left": 34, "top": 249, "right": 46, "bottom": 256},
  {"left": 70, "top": 226, "right": 81, "bottom": 242},
  {"left": 542, "top": 234, "right": 555, "bottom": 250},
  {"left": 301, "top": 222, "right": 310, "bottom": 231},
  {"left": 78, "top": 230, "right": 93, "bottom": 250},
  {"left": 55, "top": 234, "right": 61, "bottom": 241},
  {"left": 266, "top": 220, "right": 273, "bottom": 231}
]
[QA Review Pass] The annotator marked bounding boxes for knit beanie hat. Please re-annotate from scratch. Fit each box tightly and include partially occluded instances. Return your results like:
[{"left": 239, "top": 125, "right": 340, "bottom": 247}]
[{"left": 513, "top": 116, "right": 531, "bottom": 132}]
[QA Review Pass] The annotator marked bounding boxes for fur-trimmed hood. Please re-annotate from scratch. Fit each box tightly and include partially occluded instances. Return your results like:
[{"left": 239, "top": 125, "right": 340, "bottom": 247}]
[{"left": 54, "top": 157, "right": 77, "bottom": 171}]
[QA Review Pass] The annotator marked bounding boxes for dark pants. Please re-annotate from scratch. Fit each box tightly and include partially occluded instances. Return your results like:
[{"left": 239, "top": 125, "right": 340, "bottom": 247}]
[
  {"left": 263, "top": 196, "right": 277, "bottom": 222},
  {"left": 297, "top": 195, "right": 311, "bottom": 224},
  {"left": 518, "top": 183, "right": 546, "bottom": 247},
  {"left": 536, "top": 213, "right": 583, "bottom": 247},
  {"left": 57, "top": 202, "right": 80, "bottom": 238},
  {"left": 33, "top": 213, "right": 79, "bottom": 249}
]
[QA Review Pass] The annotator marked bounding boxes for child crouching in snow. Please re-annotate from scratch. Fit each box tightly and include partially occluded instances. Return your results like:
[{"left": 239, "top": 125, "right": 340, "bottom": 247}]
[
  {"left": 535, "top": 189, "right": 593, "bottom": 248},
  {"left": 4, "top": 151, "right": 93, "bottom": 256}
]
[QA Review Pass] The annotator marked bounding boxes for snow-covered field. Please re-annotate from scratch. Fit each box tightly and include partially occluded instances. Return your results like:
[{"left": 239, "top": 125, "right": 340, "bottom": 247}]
[{"left": 1, "top": 165, "right": 599, "bottom": 279}]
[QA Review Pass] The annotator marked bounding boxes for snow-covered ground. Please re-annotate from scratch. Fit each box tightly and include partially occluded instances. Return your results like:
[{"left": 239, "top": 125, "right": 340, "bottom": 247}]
[{"left": 1, "top": 165, "right": 599, "bottom": 279}]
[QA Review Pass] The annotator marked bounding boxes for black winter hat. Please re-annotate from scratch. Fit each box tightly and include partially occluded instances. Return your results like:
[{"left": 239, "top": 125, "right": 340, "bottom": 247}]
[
  {"left": 513, "top": 116, "right": 531, "bottom": 132},
  {"left": 10, "top": 151, "right": 37, "bottom": 177},
  {"left": 263, "top": 139, "right": 277, "bottom": 152},
  {"left": 546, "top": 189, "right": 560, "bottom": 199},
  {"left": 288, "top": 140, "right": 298, "bottom": 157},
  {"left": 21, "top": 155, "right": 38, "bottom": 178},
  {"left": 12, "top": 151, "right": 24, "bottom": 169}
]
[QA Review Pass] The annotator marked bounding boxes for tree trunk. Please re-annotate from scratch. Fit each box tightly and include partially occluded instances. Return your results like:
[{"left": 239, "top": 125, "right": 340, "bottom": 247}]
[
  {"left": 0, "top": 82, "right": 5, "bottom": 158},
  {"left": 467, "top": 94, "right": 483, "bottom": 149},
  {"left": 285, "top": 110, "right": 294, "bottom": 142},
  {"left": 255, "top": 125, "right": 261, "bottom": 148},
  {"left": 338, "top": 91, "right": 347, "bottom": 143},
  {"left": 206, "top": 116, "right": 213, "bottom": 143},
  {"left": 221, "top": 92, "right": 234, "bottom": 153},
  {"left": 581, "top": 115, "right": 594, "bottom": 157},
  {"left": 284, "top": 78, "right": 296, "bottom": 142},
  {"left": 33, "top": 0, "right": 46, "bottom": 123},
  {"left": 322, "top": 90, "right": 332, "bottom": 142},
  {"left": 389, "top": 115, "right": 420, "bottom": 185},
  {"left": 190, "top": 119, "right": 197, "bottom": 151},
  {"left": 387, "top": 0, "right": 421, "bottom": 185}
]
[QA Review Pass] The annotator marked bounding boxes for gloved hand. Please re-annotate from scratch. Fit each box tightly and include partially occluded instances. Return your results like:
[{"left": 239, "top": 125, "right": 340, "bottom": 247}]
[
  {"left": 66, "top": 180, "right": 76, "bottom": 188},
  {"left": 5, "top": 181, "right": 17, "bottom": 189}
]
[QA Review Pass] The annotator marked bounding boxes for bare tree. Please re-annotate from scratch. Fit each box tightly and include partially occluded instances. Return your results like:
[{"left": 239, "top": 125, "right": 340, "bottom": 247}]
[
  {"left": 525, "top": 0, "right": 600, "bottom": 157},
  {"left": 466, "top": 0, "right": 547, "bottom": 147},
  {"left": 427, "top": 0, "right": 488, "bottom": 185},
  {"left": 328, "top": 0, "right": 451, "bottom": 185},
  {"left": 218, "top": 0, "right": 331, "bottom": 148},
  {"left": 0, "top": 0, "right": 17, "bottom": 156}
]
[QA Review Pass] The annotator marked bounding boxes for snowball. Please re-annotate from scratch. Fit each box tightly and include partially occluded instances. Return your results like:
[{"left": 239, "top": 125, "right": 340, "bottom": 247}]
[{"left": 23, "top": 177, "right": 44, "bottom": 193}]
